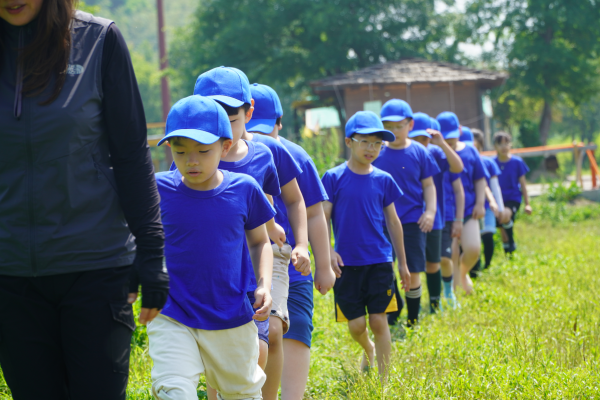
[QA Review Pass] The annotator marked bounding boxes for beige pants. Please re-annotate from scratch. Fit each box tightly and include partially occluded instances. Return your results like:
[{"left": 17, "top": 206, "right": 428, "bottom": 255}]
[
  {"left": 271, "top": 243, "right": 291, "bottom": 333},
  {"left": 148, "top": 314, "right": 265, "bottom": 400}
]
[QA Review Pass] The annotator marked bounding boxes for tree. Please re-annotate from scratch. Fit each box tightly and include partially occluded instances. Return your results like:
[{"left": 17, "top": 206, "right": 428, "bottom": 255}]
[
  {"left": 170, "top": 0, "right": 455, "bottom": 129},
  {"left": 464, "top": 0, "right": 600, "bottom": 144}
]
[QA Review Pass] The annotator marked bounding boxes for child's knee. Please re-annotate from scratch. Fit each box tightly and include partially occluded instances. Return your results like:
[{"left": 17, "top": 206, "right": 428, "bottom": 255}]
[
  {"left": 153, "top": 375, "right": 199, "bottom": 400},
  {"left": 347, "top": 317, "right": 367, "bottom": 335},
  {"left": 368, "top": 313, "right": 389, "bottom": 334},
  {"left": 268, "top": 318, "right": 284, "bottom": 345}
]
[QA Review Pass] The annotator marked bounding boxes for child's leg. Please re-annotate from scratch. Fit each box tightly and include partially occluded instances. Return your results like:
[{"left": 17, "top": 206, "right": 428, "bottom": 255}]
[
  {"left": 263, "top": 244, "right": 292, "bottom": 400},
  {"left": 347, "top": 316, "right": 376, "bottom": 370},
  {"left": 440, "top": 222, "right": 456, "bottom": 304},
  {"left": 281, "top": 281, "right": 314, "bottom": 400},
  {"left": 502, "top": 202, "right": 520, "bottom": 254},
  {"left": 367, "top": 313, "right": 392, "bottom": 378},
  {"left": 459, "top": 218, "right": 481, "bottom": 295},
  {"left": 147, "top": 314, "right": 204, "bottom": 400},
  {"left": 451, "top": 238, "right": 460, "bottom": 289},
  {"left": 481, "top": 233, "right": 495, "bottom": 269},
  {"left": 425, "top": 230, "right": 442, "bottom": 313},
  {"left": 401, "top": 223, "right": 426, "bottom": 326}
]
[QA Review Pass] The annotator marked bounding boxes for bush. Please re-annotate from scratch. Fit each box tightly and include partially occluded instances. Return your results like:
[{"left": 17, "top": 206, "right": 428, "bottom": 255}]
[
  {"left": 297, "top": 128, "right": 345, "bottom": 177},
  {"left": 546, "top": 181, "right": 582, "bottom": 202}
]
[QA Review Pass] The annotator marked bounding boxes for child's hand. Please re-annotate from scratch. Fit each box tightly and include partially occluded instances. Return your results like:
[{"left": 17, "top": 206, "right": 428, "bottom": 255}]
[
  {"left": 428, "top": 129, "right": 444, "bottom": 146},
  {"left": 292, "top": 245, "right": 311, "bottom": 276},
  {"left": 489, "top": 201, "right": 499, "bottom": 217},
  {"left": 253, "top": 286, "right": 272, "bottom": 321},
  {"left": 451, "top": 220, "right": 463, "bottom": 238},
  {"left": 268, "top": 223, "right": 286, "bottom": 248},
  {"left": 418, "top": 211, "right": 435, "bottom": 233},
  {"left": 398, "top": 264, "right": 411, "bottom": 292},
  {"left": 472, "top": 204, "right": 486, "bottom": 220},
  {"left": 524, "top": 204, "right": 532, "bottom": 215},
  {"left": 314, "top": 265, "right": 336, "bottom": 295},
  {"left": 330, "top": 249, "right": 344, "bottom": 278}
]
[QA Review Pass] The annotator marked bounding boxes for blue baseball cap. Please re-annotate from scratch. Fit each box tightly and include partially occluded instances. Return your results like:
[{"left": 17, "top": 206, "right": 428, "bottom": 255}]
[
  {"left": 408, "top": 112, "right": 432, "bottom": 138},
  {"left": 381, "top": 99, "right": 413, "bottom": 122},
  {"left": 246, "top": 83, "right": 283, "bottom": 134},
  {"left": 345, "top": 111, "right": 395, "bottom": 142},
  {"left": 193, "top": 66, "right": 252, "bottom": 108},
  {"left": 430, "top": 117, "right": 441, "bottom": 132},
  {"left": 460, "top": 126, "right": 474, "bottom": 143},
  {"left": 436, "top": 111, "right": 460, "bottom": 139},
  {"left": 157, "top": 96, "right": 232, "bottom": 146}
]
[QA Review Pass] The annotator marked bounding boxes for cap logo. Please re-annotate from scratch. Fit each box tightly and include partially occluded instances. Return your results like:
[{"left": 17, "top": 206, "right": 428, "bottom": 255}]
[{"left": 67, "top": 64, "right": 84, "bottom": 75}]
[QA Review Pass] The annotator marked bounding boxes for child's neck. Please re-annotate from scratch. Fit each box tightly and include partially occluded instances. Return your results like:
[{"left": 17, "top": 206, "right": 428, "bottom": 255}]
[
  {"left": 347, "top": 157, "right": 373, "bottom": 175},
  {"left": 221, "top": 137, "right": 249, "bottom": 162},
  {"left": 498, "top": 153, "right": 512, "bottom": 162},
  {"left": 455, "top": 141, "right": 466, "bottom": 152},
  {"left": 182, "top": 169, "right": 223, "bottom": 191},
  {"left": 387, "top": 135, "right": 411, "bottom": 150}
]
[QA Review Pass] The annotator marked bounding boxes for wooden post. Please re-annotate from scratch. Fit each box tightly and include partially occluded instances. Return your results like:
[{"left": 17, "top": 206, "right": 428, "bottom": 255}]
[{"left": 573, "top": 142, "right": 584, "bottom": 189}]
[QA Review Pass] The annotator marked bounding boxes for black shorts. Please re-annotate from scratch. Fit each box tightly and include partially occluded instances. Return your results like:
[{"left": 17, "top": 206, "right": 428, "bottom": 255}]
[
  {"left": 383, "top": 223, "right": 426, "bottom": 273},
  {"left": 334, "top": 262, "right": 397, "bottom": 322},
  {"left": 426, "top": 229, "right": 442, "bottom": 263},
  {"left": 441, "top": 221, "right": 453, "bottom": 259},
  {"left": 497, "top": 201, "right": 521, "bottom": 227}
]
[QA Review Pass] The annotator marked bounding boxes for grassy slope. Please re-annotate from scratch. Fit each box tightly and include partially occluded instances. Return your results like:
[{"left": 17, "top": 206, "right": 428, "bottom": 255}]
[{"left": 1, "top": 201, "right": 599, "bottom": 398}]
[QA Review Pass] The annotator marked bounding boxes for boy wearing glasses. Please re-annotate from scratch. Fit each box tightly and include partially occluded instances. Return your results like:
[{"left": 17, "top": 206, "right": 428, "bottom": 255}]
[
  {"left": 373, "top": 100, "right": 440, "bottom": 327},
  {"left": 322, "top": 111, "right": 410, "bottom": 378}
]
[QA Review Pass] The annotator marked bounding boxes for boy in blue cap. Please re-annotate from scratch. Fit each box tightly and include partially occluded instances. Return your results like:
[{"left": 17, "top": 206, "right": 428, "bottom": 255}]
[
  {"left": 193, "top": 67, "right": 311, "bottom": 400},
  {"left": 323, "top": 111, "right": 410, "bottom": 378},
  {"left": 493, "top": 131, "right": 532, "bottom": 254},
  {"left": 437, "top": 112, "right": 488, "bottom": 295},
  {"left": 408, "top": 113, "right": 463, "bottom": 313},
  {"left": 148, "top": 96, "right": 275, "bottom": 400},
  {"left": 374, "top": 100, "right": 440, "bottom": 327},
  {"left": 247, "top": 83, "right": 335, "bottom": 399}
]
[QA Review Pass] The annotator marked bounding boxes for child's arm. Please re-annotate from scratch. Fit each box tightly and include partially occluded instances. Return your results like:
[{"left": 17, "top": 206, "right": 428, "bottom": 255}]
[
  {"left": 383, "top": 204, "right": 410, "bottom": 292},
  {"left": 323, "top": 201, "right": 343, "bottom": 278},
  {"left": 418, "top": 177, "right": 436, "bottom": 233},
  {"left": 280, "top": 179, "right": 311, "bottom": 275},
  {"left": 519, "top": 175, "right": 532, "bottom": 215},
  {"left": 489, "top": 176, "right": 505, "bottom": 213},
  {"left": 429, "top": 130, "right": 464, "bottom": 173},
  {"left": 452, "top": 178, "right": 465, "bottom": 238},
  {"left": 473, "top": 178, "right": 487, "bottom": 219},
  {"left": 264, "top": 194, "right": 286, "bottom": 247},
  {"left": 485, "top": 185, "right": 499, "bottom": 216},
  {"left": 307, "top": 202, "right": 335, "bottom": 295},
  {"left": 246, "top": 224, "right": 274, "bottom": 321}
]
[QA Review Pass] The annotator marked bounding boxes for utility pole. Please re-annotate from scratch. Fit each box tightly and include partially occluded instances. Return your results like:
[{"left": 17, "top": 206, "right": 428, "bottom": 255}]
[{"left": 157, "top": 0, "right": 173, "bottom": 164}]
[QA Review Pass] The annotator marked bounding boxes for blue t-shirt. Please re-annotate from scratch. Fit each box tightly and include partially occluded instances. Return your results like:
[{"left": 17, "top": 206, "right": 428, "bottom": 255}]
[
  {"left": 443, "top": 172, "right": 461, "bottom": 222},
  {"left": 428, "top": 144, "right": 458, "bottom": 231},
  {"left": 481, "top": 156, "right": 502, "bottom": 209},
  {"left": 218, "top": 139, "right": 281, "bottom": 292},
  {"left": 251, "top": 134, "right": 302, "bottom": 187},
  {"left": 494, "top": 156, "right": 530, "bottom": 203},
  {"left": 277, "top": 137, "right": 329, "bottom": 283},
  {"left": 322, "top": 163, "right": 403, "bottom": 267},
  {"left": 157, "top": 170, "right": 276, "bottom": 330},
  {"left": 373, "top": 141, "right": 440, "bottom": 224},
  {"left": 457, "top": 144, "right": 489, "bottom": 216}
]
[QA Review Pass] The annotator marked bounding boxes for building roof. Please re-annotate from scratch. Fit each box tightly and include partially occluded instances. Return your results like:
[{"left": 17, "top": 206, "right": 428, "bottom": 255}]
[{"left": 310, "top": 58, "right": 507, "bottom": 90}]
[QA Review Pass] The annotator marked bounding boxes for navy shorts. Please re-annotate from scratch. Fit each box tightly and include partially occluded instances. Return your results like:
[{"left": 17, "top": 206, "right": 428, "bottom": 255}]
[
  {"left": 333, "top": 262, "right": 397, "bottom": 322},
  {"left": 247, "top": 292, "right": 269, "bottom": 345},
  {"left": 383, "top": 223, "right": 426, "bottom": 272},
  {"left": 497, "top": 201, "right": 521, "bottom": 227},
  {"left": 441, "top": 221, "right": 453, "bottom": 259},
  {"left": 426, "top": 229, "right": 442, "bottom": 263},
  {"left": 282, "top": 280, "right": 314, "bottom": 348}
]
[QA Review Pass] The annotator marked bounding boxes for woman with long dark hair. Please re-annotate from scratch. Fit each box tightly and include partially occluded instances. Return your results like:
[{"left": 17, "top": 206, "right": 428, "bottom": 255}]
[{"left": 0, "top": 1, "right": 169, "bottom": 398}]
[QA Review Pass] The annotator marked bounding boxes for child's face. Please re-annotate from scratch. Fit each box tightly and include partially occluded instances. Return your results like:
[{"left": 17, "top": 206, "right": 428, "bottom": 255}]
[
  {"left": 345, "top": 133, "right": 383, "bottom": 165},
  {"left": 228, "top": 105, "right": 254, "bottom": 145},
  {"left": 170, "top": 137, "right": 232, "bottom": 189},
  {"left": 494, "top": 138, "right": 512, "bottom": 156},
  {"left": 445, "top": 138, "right": 458, "bottom": 150},
  {"left": 412, "top": 135, "right": 430, "bottom": 147},
  {"left": 383, "top": 118, "right": 413, "bottom": 144}
]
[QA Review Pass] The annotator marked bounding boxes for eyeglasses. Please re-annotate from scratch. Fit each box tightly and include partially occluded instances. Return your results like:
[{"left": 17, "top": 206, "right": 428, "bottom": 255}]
[
  {"left": 352, "top": 137, "right": 383, "bottom": 150},
  {"left": 384, "top": 121, "right": 410, "bottom": 131}
]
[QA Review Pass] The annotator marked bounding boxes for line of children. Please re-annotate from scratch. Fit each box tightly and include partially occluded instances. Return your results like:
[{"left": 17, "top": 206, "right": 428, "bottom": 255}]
[{"left": 372, "top": 100, "right": 440, "bottom": 327}]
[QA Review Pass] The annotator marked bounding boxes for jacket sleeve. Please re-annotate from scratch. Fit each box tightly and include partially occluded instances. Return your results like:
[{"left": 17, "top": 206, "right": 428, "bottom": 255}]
[{"left": 101, "top": 24, "right": 168, "bottom": 309}]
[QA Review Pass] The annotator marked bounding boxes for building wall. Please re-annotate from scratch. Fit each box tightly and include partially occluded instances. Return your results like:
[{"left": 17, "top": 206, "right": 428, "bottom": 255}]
[{"left": 343, "top": 81, "right": 483, "bottom": 130}]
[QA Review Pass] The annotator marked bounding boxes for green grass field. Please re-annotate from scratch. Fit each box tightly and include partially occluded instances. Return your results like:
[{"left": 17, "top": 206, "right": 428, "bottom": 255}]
[{"left": 2, "top": 197, "right": 600, "bottom": 399}]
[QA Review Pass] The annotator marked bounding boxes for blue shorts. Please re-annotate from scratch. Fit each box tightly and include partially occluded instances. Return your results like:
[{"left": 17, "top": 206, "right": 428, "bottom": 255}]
[
  {"left": 384, "top": 223, "right": 426, "bottom": 273},
  {"left": 282, "top": 280, "right": 314, "bottom": 348},
  {"left": 247, "top": 292, "right": 269, "bottom": 345},
  {"left": 481, "top": 208, "right": 497, "bottom": 235}
]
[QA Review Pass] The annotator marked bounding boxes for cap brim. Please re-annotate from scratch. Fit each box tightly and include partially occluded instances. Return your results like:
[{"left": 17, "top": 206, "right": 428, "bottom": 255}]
[
  {"left": 381, "top": 115, "right": 411, "bottom": 122},
  {"left": 352, "top": 127, "right": 396, "bottom": 142},
  {"left": 246, "top": 119, "right": 276, "bottom": 134},
  {"left": 207, "top": 95, "right": 245, "bottom": 108},
  {"left": 408, "top": 130, "right": 432, "bottom": 139},
  {"left": 442, "top": 129, "right": 460, "bottom": 139},
  {"left": 158, "top": 129, "right": 222, "bottom": 146}
]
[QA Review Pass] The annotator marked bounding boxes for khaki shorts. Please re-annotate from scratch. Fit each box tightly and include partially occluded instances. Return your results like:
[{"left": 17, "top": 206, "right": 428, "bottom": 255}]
[
  {"left": 148, "top": 314, "right": 265, "bottom": 400},
  {"left": 271, "top": 243, "right": 292, "bottom": 333}
]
